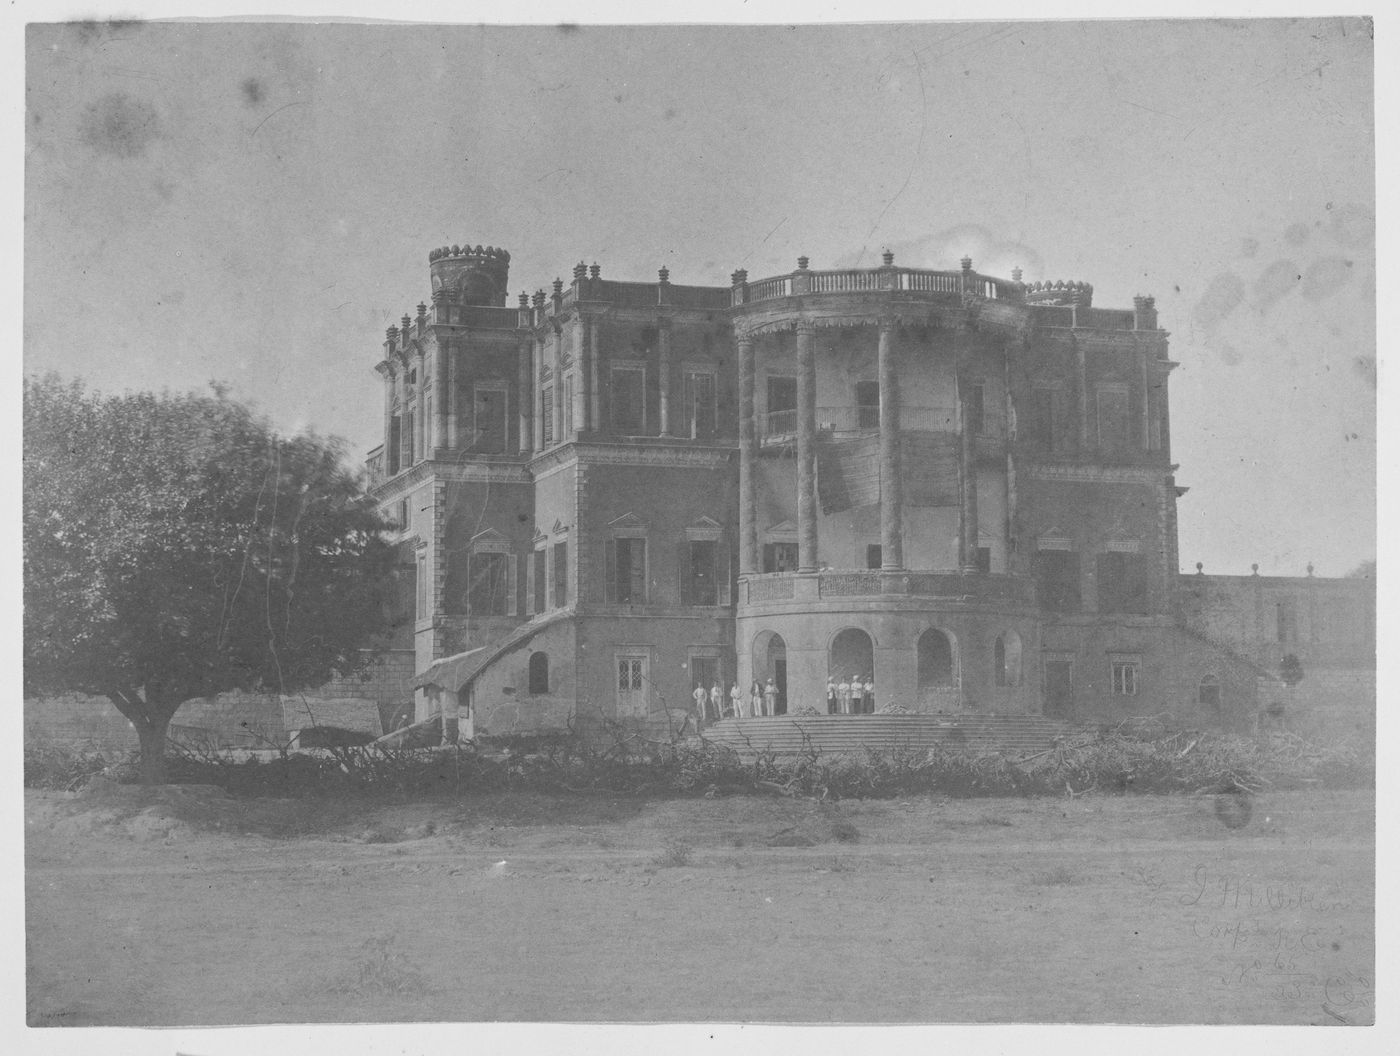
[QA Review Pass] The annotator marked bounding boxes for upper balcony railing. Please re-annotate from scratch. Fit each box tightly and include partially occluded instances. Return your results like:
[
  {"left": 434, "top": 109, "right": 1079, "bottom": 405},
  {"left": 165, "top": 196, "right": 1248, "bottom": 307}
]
[
  {"left": 759, "top": 404, "right": 963, "bottom": 442},
  {"left": 734, "top": 266, "right": 1021, "bottom": 308},
  {"left": 741, "top": 569, "right": 1037, "bottom": 606}
]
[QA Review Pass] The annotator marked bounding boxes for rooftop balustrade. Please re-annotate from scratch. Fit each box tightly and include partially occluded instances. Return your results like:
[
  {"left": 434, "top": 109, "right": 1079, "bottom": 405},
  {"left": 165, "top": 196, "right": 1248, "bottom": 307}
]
[{"left": 741, "top": 570, "right": 1037, "bottom": 607}]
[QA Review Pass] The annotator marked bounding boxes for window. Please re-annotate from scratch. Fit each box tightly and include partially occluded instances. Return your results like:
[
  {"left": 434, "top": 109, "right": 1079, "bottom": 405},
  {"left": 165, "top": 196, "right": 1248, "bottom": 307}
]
[
  {"left": 1198, "top": 674, "right": 1221, "bottom": 709},
  {"left": 415, "top": 551, "right": 428, "bottom": 620},
  {"left": 1097, "top": 552, "right": 1148, "bottom": 614},
  {"left": 403, "top": 409, "right": 415, "bottom": 465},
  {"left": 1111, "top": 659, "right": 1140, "bottom": 696},
  {"left": 616, "top": 654, "right": 648, "bottom": 717},
  {"left": 563, "top": 374, "right": 575, "bottom": 438},
  {"left": 528, "top": 652, "right": 549, "bottom": 695},
  {"left": 533, "top": 547, "right": 547, "bottom": 613},
  {"left": 407, "top": 368, "right": 417, "bottom": 386},
  {"left": 552, "top": 541, "right": 568, "bottom": 608},
  {"left": 766, "top": 375, "right": 797, "bottom": 435},
  {"left": 855, "top": 380, "right": 880, "bottom": 430},
  {"left": 541, "top": 388, "right": 554, "bottom": 446},
  {"left": 472, "top": 384, "right": 508, "bottom": 453},
  {"left": 966, "top": 382, "right": 985, "bottom": 437},
  {"left": 1034, "top": 549, "right": 1081, "bottom": 613},
  {"left": 976, "top": 546, "right": 992, "bottom": 573},
  {"left": 866, "top": 544, "right": 882, "bottom": 570},
  {"left": 1097, "top": 388, "right": 1131, "bottom": 455},
  {"left": 1276, "top": 597, "right": 1298, "bottom": 643},
  {"left": 608, "top": 537, "right": 647, "bottom": 603},
  {"left": 994, "top": 632, "right": 1023, "bottom": 687},
  {"left": 467, "top": 552, "right": 509, "bottom": 616},
  {"left": 683, "top": 370, "right": 717, "bottom": 440},
  {"left": 1027, "top": 386, "right": 1070, "bottom": 453},
  {"left": 763, "top": 542, "right": 799, "bottom": 573},
  {"left": 685, "top": 540, "right": 717, "bottom": 605},
  {"left": 612, "top": 367, "right": 646, "bottom": 434},
  {"left": 387, "top": 564, "right": 415, "bottom": 627},
  {"left": 387, "top": 417, "right": 401, "bottom": 474}
]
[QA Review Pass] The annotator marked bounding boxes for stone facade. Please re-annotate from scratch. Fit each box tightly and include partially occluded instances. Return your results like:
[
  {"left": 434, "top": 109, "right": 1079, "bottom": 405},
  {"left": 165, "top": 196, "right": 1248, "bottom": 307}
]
[
  {"left": 30, "top": 244, "right": 1371, "bottom": 752},
  {"left": 363, "top": 244, "right": 1373, "bottom": 741}
]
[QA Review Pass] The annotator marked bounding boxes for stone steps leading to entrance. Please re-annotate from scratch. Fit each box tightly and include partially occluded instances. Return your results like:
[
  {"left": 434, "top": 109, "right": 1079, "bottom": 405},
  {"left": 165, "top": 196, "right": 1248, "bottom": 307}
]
[{"left": 698, "top": 714, "right": 1079, "bottom": 758}]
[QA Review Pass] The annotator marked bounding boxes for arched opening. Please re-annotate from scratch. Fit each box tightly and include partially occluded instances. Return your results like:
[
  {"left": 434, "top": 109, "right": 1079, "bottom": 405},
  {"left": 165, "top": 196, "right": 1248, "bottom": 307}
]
[
  {"left": 917, "top": 629, "right": 954, "bottom": 687},
  {"left": 528, "top": 651, "right": 549, "bottom": 695},
  {"left": 994, "top": 631, "right": 1023, "bottom": 687},
  {"left": 1198, "top": 673, "right": 1221, "bottom": 710},
  {"left": 829, "top": 628, "right": 875, "bottom": 683},
  {"left": 751, "top": 630, "right": 787, "bottom": 715}
]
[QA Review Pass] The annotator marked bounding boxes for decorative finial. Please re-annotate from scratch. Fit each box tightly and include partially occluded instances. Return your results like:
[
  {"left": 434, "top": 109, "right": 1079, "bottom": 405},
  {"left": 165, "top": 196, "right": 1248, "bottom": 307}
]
[
  {"left": 416, "top": 302, "right": 427, "bottom": 317},
  {"left": 589, "top": 262, "right": 600, "bottom": 280},
  {"left": 386, "top": 326, "right": 398, "bottom": 340},
  {"left": 401, "top": 314, "right": 412, "bottom": 331},
  {"left": 960, "top": 255, "right": 973, "bottom": 272},
  {"left": 658, "top": 266, "right": 670, "bottom": 284},
  {"left": 731, "top": 268, "right": 748, "bottom": 286},
  {"left": 1196, "top": 562, "right": 1204, "bottom": 575},
  {"left": 518, "top": 292, "right": 529, "bottom": 308},
  {"left": 796, "top": 256, "right": 810, "bottom": 271},
  {"left": 881, "top": 249, "right": 894, "bottom": 266},
  {"left": 573, "top": 261, "right": 587, "bottom": 281},
  {"left": 532, "top": 289, "right": 546, "bottom": 308},
  {"left": 552, "top": 278, "right": 564, "bottom": 296},
  {"left": 1011, "top": 266, "right": 1023, "bottom": 282}
]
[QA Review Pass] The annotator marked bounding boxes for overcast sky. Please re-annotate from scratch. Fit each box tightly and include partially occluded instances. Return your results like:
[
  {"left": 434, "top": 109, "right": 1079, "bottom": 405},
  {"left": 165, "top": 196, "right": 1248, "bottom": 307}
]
[{"left": 23, "top": 15, "right": 1375, "bottom": 577}]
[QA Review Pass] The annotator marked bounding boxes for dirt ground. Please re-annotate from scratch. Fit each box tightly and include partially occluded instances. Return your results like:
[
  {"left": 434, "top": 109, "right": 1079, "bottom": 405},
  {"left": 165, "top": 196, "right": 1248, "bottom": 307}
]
[{"left": 24, "top": 784, "right": 1374, "bottom": 1026}]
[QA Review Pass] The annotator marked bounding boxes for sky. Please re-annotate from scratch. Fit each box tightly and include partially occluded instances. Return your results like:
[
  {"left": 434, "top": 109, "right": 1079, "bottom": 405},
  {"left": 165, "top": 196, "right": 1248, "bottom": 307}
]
[{"left": 21, "top": 13, "right": 1376, "bottom": 577}]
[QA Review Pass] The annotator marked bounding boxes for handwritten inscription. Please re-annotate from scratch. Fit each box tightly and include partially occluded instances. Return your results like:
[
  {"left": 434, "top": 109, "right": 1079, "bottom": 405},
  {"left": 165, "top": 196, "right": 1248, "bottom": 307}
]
[{"left": 1179, "top": 865, "right": 1354, "bottom": 914}]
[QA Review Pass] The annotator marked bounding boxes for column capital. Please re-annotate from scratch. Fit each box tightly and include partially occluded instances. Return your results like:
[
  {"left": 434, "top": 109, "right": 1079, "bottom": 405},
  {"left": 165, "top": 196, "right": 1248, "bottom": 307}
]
[{"left": 793, "top": 319, "right": 816, "bottom": 336}]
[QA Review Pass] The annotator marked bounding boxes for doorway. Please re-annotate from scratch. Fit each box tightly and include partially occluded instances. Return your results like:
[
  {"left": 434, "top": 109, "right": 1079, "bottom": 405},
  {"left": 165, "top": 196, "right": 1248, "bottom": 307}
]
[{"left": 1044, "top": 658, "right": 1074, "bottom": 719}]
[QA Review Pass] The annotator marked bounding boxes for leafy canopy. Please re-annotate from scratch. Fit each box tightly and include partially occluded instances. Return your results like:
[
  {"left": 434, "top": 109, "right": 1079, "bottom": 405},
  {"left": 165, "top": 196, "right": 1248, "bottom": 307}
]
[{"left": 23, "top": 375, "right": 396, "bottom": 722}]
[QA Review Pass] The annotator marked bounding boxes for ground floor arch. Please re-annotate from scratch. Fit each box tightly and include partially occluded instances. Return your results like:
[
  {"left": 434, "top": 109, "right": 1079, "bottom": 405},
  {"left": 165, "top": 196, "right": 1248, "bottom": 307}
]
[
  {"left": 916, "top": 627, "right": 959, "bottom": 711},
  {"left": 751, "top": 629, "right": 788, "bottom": 714}
]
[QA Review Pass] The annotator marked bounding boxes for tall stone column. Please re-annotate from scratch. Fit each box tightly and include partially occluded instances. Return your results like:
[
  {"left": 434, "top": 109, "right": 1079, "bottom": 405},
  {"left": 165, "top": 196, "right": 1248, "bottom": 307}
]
[
  {"left": 738, "top": 333, "right": 758, "bottom": 575},
  {"left": 959, "top": 378, "right": 980, "bottom": 572},
  {"left": 796, "top": 323, "right": 818, "bottom": 573},
  {"left": 551, "top": 327, "right": 564, "bottom": 443},
  {"left": 435, "top": 339, "right": 450, "bottom": 452},
  {"left": 878, "top": 321, "right": 903, "bottom": 570},
  {"left": 578, "top": 315, "right": 593, "bottom": 434},
  {"left": 533, "top": 337, "right": 545, "bottom": 452},
  {"left": 379, "top": 363, "right": 394, "bottom": 475},
  {"left": 415, "top": 349, "right": 427, "bottom": 464},
  {"left": 518, "top": 337, "right": 533, "bottom": 456},
  {"left": 1076, "top": 343, "right": 1090, "bottom": 451},
  {"left": 658, "top": 318, "right": 672, "bottom": 437},
  {"left": 589, "top": 317, "right": 602, "bottom": 434}
]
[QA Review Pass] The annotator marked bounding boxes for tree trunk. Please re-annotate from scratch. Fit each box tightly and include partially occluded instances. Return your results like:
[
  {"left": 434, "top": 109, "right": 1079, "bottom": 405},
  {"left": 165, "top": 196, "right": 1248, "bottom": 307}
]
[{"left": 136, "top": 715, "right": 173, "bottom": 785}]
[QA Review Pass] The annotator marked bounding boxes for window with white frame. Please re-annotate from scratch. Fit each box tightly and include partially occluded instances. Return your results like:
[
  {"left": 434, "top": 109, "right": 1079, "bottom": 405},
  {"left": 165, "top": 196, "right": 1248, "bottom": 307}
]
[
  {"left": 1110, "top": 656, "right": 1141, "bottom": 696},
  {"left": 683, "top": 369, "right": 717, "bottom": 440}
]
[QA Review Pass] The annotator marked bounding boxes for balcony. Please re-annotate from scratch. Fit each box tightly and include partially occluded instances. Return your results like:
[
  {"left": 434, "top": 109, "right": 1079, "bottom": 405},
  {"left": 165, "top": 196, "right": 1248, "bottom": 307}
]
[
  {"left": 741, "top": 570, "right": 1036, "bottom": 607},
  {"left": 759, "top": 405, "right": 961, "bottom": 444},
  {"left": 735, "top": 266, "right": 1022, "bottom": 307}
]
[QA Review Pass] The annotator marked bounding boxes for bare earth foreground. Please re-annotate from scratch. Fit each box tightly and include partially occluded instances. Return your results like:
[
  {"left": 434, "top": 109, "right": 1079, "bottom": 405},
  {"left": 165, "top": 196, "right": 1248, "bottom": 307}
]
[{"left": 25, "top": 785, "right": 1373, "bottom": 1025}]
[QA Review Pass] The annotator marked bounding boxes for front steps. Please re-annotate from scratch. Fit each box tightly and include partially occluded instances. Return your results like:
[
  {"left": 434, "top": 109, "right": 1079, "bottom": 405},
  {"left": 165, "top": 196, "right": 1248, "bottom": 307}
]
[{"left": 698, "top": 713, "right": 1079, "bottom": 758}]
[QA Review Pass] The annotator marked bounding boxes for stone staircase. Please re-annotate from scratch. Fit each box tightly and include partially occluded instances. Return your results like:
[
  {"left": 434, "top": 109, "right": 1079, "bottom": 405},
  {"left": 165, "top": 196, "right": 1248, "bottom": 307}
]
[{"left": 698, "top": 713, "right": 1080, "bottom": 758}]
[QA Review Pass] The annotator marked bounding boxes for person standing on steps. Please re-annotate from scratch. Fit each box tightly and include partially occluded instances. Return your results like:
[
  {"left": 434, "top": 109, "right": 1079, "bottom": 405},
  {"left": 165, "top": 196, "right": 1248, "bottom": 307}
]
[
  {"left": 838, "top": 674, "right": 852, "bottom": 715},
  {"left": 751, "top": 679, "right": 765, "bottom": 717},
  {"left": 826, "top": 676, "right": 838, "bottom": 714},
  {"left": 692, "top": 682, "right": 709, "bottom": 725},
  {"left": 862, "top": 674, "right": 875, "bottom": 715},
  {"left": 729, "top": 682, "right": 744, "bottom": 719},
  {"left": 710, "top": 682, "right": 724, "bottom": 722},
  {"left": 763, "top": 677, "right": 778, "bottom": 717}
]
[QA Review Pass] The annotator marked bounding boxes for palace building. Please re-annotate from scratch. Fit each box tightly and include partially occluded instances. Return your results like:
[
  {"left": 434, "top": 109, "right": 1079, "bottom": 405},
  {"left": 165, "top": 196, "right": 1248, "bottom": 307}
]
[{"left": 363, "top": 243, "right": 1373, "bottom": 744}]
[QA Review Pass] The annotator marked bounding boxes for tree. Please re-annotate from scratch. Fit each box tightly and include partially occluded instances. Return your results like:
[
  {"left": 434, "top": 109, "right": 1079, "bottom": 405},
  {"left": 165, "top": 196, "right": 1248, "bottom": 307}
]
[
  {"left": 1345, "top": 558, "right": 1375, "bottom": 580},
  {"left": 23, "top": 376, "right": 397, "bottom": 783}
]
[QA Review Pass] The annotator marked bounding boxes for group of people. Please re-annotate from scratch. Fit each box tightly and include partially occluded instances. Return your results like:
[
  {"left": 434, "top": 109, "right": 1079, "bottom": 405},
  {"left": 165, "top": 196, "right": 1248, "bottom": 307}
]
[
  {"left": 826, "top": 674, "right": 876, "bottom": 715},
  {"left": 689, "top": 674, "right": 878, "bottom": 722}
]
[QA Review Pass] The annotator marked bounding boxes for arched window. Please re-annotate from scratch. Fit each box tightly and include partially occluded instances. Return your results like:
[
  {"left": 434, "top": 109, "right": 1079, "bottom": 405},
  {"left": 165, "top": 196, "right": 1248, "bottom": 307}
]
[
  {"left": 1198, "top": 674, "right": 1221, "bottom": 709},
  {"left": 995, "top": 632, "right": 1022, "bottom": 687},
  {"left": 917, "top": 629, "right": 954, "bottom": 687},
  {"left": 528, "top": 651, "right": 549, "bottom": 695}
]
